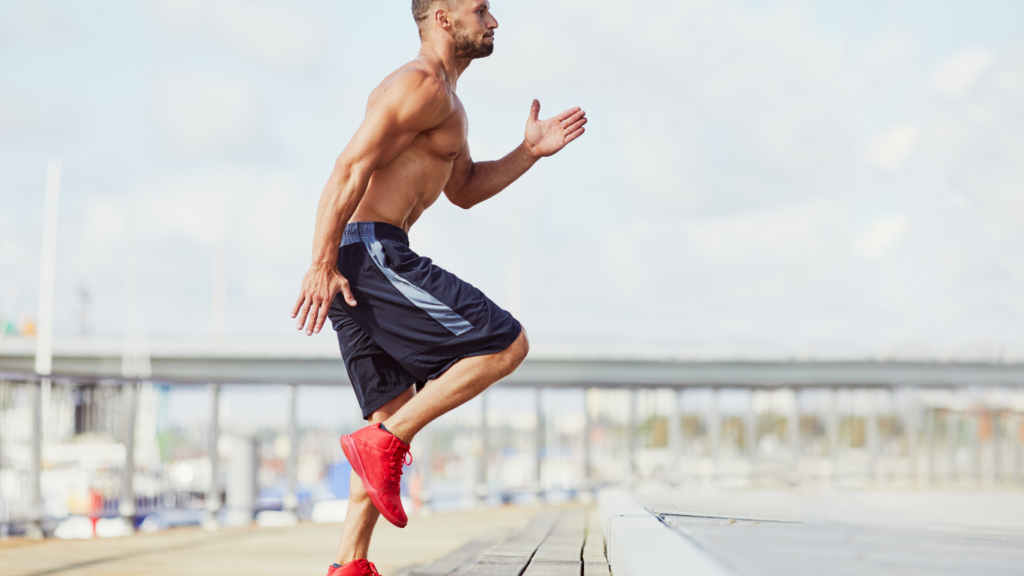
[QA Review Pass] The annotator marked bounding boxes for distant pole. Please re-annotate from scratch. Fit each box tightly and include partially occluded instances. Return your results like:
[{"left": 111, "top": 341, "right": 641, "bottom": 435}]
[
  {"left": 583, "top": 388, "right": 593, "bottom": 491},
  {"left": 970, "top": 408, "right": 981, "bottom": 486},
  {"left": 788, "top": 388, "right": 800, "bottom": 482},
  {"left": 1012, "top": 411, "right": 1022, "bottom": 485},
  {"left": 284, "top": 385, "right": 298, "bottom": 516},
  {"left": 828, "top": 388, "right": 840, "bottom": 482},
  {"left": 0, "top": 381, "right": 6, "bottom": 537},
  {"left": 925, "top": 405, "right": 936, "bottom": 485},
  {"left": 534, "top": 388, "right": 543, "bottom": 498},
  {"left": 866, "top": 389, "right": 880, "bottom": 483},
  {"left": 628, "top": 389, "right": 638, "bottom": 486},
  {"left": 708, "top": 388, "right": 720, "bottom": 483},
  {"left": 669, "top": 388, "right": 683, "bottom": 483},
  {"left": 27, "top": 381, "right": 43, "bottom": 539},
  {"left": 993, "top": 407, "right": 1003, "bottom": 484},
  {"left": 119, "top": 382, "right": 139, "bottom": 532},
  {"left": 947, "top": 408, "right": 959, "bottom": 484},
  {"left": 744, "top": 389, "right": 756, "bottom": 480},
  {"left": 119, "top": 236, "right": 149, "bottom": 534},
  {"left": 29, "top": 159, "right": 60, "bottom": 540},
  {"left": 0, "top": 383, "right": 6, "bottom": 540},
  {"left": 225, "top": 435, "right": 257, "bottom": 527},
  {"left": 904, "top": 390, "right": 919, "bottom": 485},
  {"left": 477, "top": 390, "right": 489, "bottom": 505},
  {"left": 206, "top": 384, "right": 222, "bottom": 528},
  {"left": 34, "top": 159, "right": 61, "bottom": 377},
  {"left": 1013, "top": 411, "right": 1023, "bottom": 485}
]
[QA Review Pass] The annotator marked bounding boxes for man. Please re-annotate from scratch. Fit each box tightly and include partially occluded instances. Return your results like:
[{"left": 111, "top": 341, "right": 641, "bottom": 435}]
[{"left": 291, "top": 1, "right": 586, "bottom": 574}]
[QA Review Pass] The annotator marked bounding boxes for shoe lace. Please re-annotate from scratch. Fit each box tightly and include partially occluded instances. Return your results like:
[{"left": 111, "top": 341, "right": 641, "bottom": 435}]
[
  {"left": 389, "top": 443, "right": 413, "bottom": 488},
  {"left": 366, "top": 561, "right": 381, "bottom": 576}
]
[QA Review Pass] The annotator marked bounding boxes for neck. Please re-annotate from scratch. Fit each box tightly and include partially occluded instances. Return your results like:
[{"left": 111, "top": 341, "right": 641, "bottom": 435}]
[{"left": 418, "top": 36, "right": 471, "bottom": 89}]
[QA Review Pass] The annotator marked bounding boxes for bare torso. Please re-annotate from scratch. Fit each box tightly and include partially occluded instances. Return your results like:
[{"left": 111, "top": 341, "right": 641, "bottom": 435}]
[
  {"left": 293, "top": 23, "right": 585, "bottom": 336},
  {"left": 350, "top": 60, "right": 467, "bottom": 232}
]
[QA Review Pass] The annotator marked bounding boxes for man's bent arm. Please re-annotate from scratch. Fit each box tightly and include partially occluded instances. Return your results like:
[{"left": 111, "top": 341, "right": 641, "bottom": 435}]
[
  {"left": 444, "top": 100, "right": 586, "bottom": 209},
  {"left": 293, "top": 71, "right": 454, "bottom": 335},
  {"left": 444, "top": 143, "right": 539, "bottom": 209}
]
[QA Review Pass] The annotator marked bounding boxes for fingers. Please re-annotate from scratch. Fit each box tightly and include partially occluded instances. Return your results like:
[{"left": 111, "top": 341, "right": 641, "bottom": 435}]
[
  {"left": 340, "top": 280, "right": 358, "bottom": 307},
  {"left": 290, "top": 294, "right": 305, "bottom": 318},
  {"left": 560, "top": 109, "right": 586, "bottom": 127},
  {"left": 564, "top": 116, "right": 587, "bottom": 136},
  {"left": 555, "top": 106, "right": 582, "bottom": 122},
  {"left": 295, "top": 296, "right": 311, "bottom": 330},
  {"left": 314, "top": 300, "right": 330, "bottom": 334},
  {"left": 564, "top": 127, "right": 586, "bottom": 144},
  {"left": 303, "top": 300, "right": 321, "bottom": 336},
  {"left": 529, "top": 99, "right": 540, "bottom": 123}
]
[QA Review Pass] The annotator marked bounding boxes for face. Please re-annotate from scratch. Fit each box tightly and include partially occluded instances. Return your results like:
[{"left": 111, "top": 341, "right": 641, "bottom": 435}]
[{"left": 450, "top": 1, "right": 498, "bottom": 59}]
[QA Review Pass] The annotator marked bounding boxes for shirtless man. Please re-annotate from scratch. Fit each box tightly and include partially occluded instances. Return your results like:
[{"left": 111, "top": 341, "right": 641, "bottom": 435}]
[{"left": 291, "top": 1, "right": 586, "bottom": 574}]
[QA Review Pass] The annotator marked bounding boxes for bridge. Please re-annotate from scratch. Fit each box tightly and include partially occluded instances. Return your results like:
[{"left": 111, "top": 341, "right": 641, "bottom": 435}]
[
  {"left": 3, "top": 336, "right": 1023, "bottom": 541},
  {"left": 1, "top": 337, "right": 1022, "bottom": 388}
]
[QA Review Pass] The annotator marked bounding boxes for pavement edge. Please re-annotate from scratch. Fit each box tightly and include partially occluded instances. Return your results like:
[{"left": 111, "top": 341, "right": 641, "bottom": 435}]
[{"left": 597, "top": 489, "right": 732, "bottom": 576}]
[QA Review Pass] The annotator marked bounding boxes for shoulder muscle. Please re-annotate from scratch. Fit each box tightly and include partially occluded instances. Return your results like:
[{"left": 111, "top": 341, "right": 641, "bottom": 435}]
[{"left": 373, "top": 69, "right": 452, "bottom": 132}]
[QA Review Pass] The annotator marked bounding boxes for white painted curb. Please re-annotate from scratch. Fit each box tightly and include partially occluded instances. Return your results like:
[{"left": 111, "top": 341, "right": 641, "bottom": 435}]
[{"left": 598, "top": 489, "right": 732, "bottom": 576}]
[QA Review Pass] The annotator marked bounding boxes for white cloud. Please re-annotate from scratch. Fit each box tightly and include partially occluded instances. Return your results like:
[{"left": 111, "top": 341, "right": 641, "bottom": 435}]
[
  {"left": 865, "top": 123, "right": 919, "bottom": 171},
  {"left": 138, "top": 169, "right": 255, "bottom": 246},
  {"left": 156, "top": 75, "right": 262, "bottom": 155},
  {"left": 0, "top": 0, "right": 73, "bottom": 45},
  {"left": 0, "top": 87, "right": 77, "bottom": 138},
  {"left": 84, "top": 198, "right": 126, "bottom": 242},
  {"left": 932, "top": 47, "right": 994, "bottom": 99},
  {"left": 618, "top": 112, "right": 704, "bottom": 211},
  {"left": 851, "top": 214, "right": 910, "bottom": 260},
  {"left": 150, "top": 0, "right": 327, "bottom": 70},
  {"left": 687, "top": 201, "right": 837, "bottom": 262}
]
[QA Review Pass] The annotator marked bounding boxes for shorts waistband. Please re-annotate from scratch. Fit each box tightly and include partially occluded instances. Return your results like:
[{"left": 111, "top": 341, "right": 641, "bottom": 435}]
[{"left": 342, "top": 221, "right": 409, "bottom": 247}]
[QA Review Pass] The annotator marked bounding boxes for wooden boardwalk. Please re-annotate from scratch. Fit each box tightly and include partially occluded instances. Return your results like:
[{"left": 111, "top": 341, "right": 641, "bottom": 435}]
[
  {"left": 0, "top": 506, "right": 546, "bottom": 576},
  {"left": 406, "top": 509, "right": 608, "bottom": 576}
]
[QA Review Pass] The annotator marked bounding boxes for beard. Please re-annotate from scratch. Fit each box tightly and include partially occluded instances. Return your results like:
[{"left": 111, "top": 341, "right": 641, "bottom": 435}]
[{"left": 453, "top": 24, "right": 494, "bottom": 59}]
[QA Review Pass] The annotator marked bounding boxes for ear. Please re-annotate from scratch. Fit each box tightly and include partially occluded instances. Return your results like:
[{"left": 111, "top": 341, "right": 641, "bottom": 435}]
[{"left": 434, "top": 8, "right": 452, "bottom": 31}]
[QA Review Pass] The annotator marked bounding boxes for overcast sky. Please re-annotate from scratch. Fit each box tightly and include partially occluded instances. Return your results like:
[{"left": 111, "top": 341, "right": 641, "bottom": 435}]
[{"left": 2, "top": 0, "right": 1024, "bottom": 360}]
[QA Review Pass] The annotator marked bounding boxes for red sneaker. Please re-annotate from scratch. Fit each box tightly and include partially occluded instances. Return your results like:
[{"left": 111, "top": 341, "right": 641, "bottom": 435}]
[
  {"left": 340, "top": 423, "right": 411, "bottom": 528},
  {"left": 326, "top": 559, "right": 381, "bottom": 576}
]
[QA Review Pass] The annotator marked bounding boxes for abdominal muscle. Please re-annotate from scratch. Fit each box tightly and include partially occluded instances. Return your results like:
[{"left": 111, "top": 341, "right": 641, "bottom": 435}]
[{"left": 349, "top": 141, "right": 456, "bottom": 232}]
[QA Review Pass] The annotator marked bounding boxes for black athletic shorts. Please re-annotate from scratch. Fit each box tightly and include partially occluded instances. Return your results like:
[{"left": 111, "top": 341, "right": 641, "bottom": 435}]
[{"left": 328, "top": 222, "right": 522, "bottom": 419}]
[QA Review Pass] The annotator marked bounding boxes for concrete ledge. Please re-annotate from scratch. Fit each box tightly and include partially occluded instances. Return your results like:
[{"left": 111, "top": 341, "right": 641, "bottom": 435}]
[{"left": 598, "top": 490, "right": 732, "bottom": 576}]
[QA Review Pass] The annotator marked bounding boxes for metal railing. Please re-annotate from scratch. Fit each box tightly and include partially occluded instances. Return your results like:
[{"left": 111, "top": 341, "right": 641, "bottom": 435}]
[{"left": 1, "top": 376, "right": 1022, "bottom": 538}]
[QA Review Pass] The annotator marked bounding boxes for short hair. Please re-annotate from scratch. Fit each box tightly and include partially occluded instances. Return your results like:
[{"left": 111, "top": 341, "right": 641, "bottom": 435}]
[{"left": 412, "top": 0, "right": 457, "bottom": 28}]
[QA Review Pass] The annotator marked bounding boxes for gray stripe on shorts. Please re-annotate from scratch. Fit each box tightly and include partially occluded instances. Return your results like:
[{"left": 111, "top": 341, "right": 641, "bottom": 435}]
[{"left": 358, "top": 237, "right": 474, "bottom": 336}]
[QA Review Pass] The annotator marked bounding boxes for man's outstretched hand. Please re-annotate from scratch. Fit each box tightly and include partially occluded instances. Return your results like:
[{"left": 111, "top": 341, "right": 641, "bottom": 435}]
[
  {"left": 291, "top": 265, "right": 356, "bottom": 336},
  {"left": 524, "top": 100, "right": 587, "bottom": 158}
]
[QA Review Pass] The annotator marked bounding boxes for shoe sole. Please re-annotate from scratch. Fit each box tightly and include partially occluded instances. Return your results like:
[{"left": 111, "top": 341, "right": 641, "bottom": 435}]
[{"left": 340, "top": 434, "right": 408, "bottom": 528}]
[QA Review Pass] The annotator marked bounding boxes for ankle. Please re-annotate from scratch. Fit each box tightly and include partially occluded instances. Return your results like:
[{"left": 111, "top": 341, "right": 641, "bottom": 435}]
[
  {"left": 380, "top": 419, "right": 414, "bottom": 443},
  {"left": 335, "top": 552, "right": 366, "bottom": 565}
]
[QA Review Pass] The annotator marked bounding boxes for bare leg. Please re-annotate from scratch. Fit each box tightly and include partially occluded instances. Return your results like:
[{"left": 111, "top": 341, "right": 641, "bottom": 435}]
[
  {"left": 384, "top": 329, "right": 529, "bottom": 443},
  {"left": 334, "top": 387, "right": 415, "bottom": 565},
  {"left": 334, "top": 329, "right": 529, "bottom": 563}
]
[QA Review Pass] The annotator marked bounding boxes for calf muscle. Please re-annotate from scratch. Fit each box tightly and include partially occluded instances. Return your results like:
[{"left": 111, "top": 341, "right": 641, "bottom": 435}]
[{"left": 383, "top": 329, "right": 528, "bottom": 443}]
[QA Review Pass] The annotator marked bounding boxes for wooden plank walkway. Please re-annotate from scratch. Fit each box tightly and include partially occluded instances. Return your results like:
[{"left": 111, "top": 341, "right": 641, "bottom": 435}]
[
  {"left": 0, "top": 507, "right": 538, "bottom": 576},
  {"left": 407, "top": 508, "right": 609, "bottom": 576}
]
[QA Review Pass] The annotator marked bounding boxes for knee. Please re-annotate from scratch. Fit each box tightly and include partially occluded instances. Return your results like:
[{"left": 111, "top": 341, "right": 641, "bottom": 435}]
[{"left": 503, "top": 329, "right": 529, "bottom": 373}]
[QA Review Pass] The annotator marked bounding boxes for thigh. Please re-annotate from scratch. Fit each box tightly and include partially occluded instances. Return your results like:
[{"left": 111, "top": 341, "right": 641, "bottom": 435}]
[
  {"left": 330, "top": 310, "right": 421, "bottom": 420},
  {"left": 367, "top": 386, "right": 416, "bottom": 425}
]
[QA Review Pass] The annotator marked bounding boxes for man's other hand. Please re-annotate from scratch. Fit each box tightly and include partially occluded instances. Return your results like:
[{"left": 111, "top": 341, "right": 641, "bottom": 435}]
[
  {"left": 524, "top": 100, "right": 587, "bottom": 158},
  {"left": 291, "top": 265, "right": 356, "bottom": 336}
]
